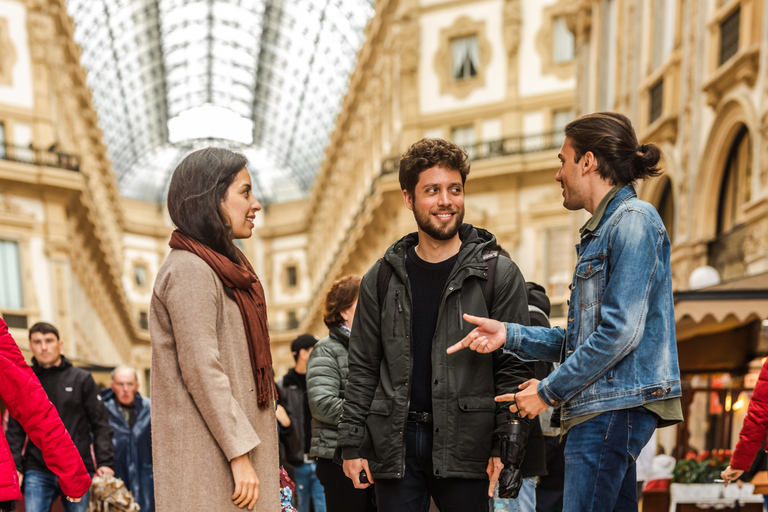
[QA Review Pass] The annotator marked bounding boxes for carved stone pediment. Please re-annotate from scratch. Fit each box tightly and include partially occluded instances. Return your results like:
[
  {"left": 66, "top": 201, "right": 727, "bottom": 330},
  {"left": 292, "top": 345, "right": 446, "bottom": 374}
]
[{"left": 703, "top": 45, "right": 760, "bottom": 109}]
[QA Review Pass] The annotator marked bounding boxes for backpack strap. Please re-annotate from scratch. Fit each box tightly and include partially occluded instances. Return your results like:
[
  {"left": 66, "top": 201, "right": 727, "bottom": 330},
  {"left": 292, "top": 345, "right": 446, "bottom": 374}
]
[
  {"left": 376, "top": 258, "right": 394, "bottom": 306},
  {"left": 481, "top": 249, "right": 499, "bottom": 314}
]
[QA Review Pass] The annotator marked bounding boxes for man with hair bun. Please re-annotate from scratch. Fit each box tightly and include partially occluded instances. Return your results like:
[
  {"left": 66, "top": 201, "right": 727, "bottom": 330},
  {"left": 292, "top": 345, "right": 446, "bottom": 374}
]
[{"left": 448, "top": 112, "right": 683, "bottom": 512}]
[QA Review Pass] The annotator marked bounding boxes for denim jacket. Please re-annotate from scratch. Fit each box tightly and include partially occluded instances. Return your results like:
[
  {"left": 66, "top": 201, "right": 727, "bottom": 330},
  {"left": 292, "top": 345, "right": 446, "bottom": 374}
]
[{"left": 505, "top": 186, "right": 681, "bottom": 421}]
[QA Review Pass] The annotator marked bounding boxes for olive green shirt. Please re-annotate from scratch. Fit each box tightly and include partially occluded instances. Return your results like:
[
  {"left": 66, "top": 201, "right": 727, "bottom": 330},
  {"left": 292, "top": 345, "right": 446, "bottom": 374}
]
[{"left": 559, "top": 184, "right": 683, "bottom": 435}]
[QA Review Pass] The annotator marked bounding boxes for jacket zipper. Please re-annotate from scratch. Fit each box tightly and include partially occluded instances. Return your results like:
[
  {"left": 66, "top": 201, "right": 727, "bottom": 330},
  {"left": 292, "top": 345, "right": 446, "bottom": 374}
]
[
  {"left": 402, "top": 279, "right": 413, "bottom": 478},
  {"left": 393, "top": 289, "right": 402, "bottom": 337},
  {"left": 457, "top": 291, "right": 463, "bottom": 330}
]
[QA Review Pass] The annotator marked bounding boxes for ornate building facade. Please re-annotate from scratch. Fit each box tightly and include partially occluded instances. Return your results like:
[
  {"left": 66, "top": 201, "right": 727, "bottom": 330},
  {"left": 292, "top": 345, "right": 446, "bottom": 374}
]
[
  {"left": 300, "top": 0, "right": 581, "bottom": 337},
  {"left": 569, "top": 0, "right": 768, "bottom": 457},
  {"left": 0, "top": 0, "right": 145, "bottom": 387}
]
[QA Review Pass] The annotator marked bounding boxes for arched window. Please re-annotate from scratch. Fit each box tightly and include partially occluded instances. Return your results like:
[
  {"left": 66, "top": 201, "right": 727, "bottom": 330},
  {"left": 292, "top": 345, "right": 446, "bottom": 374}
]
[
  {"left": 656, "top": 177, "right": 675, "bottom": 244},
  {"left": 717, "top": 126, "right": 751, "bottom": 235}
]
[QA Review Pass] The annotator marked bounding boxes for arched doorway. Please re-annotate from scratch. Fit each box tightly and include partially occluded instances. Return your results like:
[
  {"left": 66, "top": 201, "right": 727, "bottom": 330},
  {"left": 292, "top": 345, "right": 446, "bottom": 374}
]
[{"left": 708, "top": 124, "right": 752, "bottom": 280}]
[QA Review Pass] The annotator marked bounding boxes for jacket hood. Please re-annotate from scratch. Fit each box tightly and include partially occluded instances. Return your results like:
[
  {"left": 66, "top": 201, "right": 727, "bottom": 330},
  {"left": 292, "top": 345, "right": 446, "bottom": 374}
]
[
  {"left": 383, "top": 223, "right": 497, "bottom": 278},
  {"left": 31, "top": 354, "right": 73, "bottom": 374}
]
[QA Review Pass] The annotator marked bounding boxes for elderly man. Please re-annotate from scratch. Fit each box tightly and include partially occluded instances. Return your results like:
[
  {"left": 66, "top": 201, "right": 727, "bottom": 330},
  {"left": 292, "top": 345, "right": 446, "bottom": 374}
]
[{"left": 102, "top": 366, "right": 154, "bottom": 512}]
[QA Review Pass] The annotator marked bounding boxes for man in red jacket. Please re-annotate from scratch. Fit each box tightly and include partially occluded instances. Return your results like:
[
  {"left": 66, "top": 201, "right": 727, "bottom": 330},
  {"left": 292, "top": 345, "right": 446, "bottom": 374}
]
[{"left": 0, "top": 319, "right": 91, "bottom": 510}]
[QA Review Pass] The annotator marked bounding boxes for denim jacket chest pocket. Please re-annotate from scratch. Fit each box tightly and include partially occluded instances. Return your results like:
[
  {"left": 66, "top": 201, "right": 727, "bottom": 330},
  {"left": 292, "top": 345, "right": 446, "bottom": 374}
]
[
  {"left": 573, "top": 253, "right": 606, "bottom": 347},
  {"left": 574, "top": 254, "right": 606, "bottom": 308}
]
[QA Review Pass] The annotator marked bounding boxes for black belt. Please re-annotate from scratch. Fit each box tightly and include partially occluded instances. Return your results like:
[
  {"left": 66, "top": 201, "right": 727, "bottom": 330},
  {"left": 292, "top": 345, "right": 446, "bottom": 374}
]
[{"left": 407, "top": 411, "right": 433, "bottom": 423}]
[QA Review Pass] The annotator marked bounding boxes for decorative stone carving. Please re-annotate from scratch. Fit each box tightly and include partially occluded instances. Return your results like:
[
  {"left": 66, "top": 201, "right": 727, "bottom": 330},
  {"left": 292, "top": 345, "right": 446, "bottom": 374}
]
[
  {"left": 434, "top": 16, "right": 492, "bottom": 99},
  {"left": 503, "top": 0, "right": 522, "bottom": 56},
  {"left": 744, "top": 219, "right": 768, "bottom": 262},
  {"left": 0, "top": 18, "right": 17, "bottom": 86},
  {"left": 565, "top": 0, "right": 591, "bottom": 42},
  {"left": 398, "top": 14, "right": 419, "bottom": 74}
]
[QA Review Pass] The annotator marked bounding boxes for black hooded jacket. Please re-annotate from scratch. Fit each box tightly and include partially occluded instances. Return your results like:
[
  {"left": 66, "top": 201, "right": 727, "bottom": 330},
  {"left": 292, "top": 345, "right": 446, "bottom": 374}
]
[
  {"left": 338, "top": 224, "right": 533, "bottom": 479},
  {"left": 6, "top": 355, "right": 114, "bottom": 475}
]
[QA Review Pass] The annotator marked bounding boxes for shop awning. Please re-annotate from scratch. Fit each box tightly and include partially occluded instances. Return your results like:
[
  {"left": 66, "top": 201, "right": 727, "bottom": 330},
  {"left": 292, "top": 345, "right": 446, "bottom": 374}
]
[
  {"left": 675, "top": 272, "right": 768, "bottom": 338},
  {"left": 674, "top": 272, "right": 768, "bottom": 372}
]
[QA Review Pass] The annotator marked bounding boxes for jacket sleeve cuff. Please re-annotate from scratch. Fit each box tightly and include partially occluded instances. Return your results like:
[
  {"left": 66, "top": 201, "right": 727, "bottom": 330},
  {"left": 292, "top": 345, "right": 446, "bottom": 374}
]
[
  {"left": 504, "top": 322, "right": 521, "bottom": 353},
  {"left": 341, "top": 446, "right": 361, "bottom": 460},
  {"left": 537, "top": 379, "right": 563, "bottom": 408}
]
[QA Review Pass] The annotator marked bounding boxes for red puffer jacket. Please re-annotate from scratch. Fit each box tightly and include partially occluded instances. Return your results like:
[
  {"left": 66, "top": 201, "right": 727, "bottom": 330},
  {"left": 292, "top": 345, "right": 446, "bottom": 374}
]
[
  {"left": 0, "top": 319, "right": 91, "bottom": 500},
  {"left": 731, "top": 360, "right": 768, "bottom": 470}
]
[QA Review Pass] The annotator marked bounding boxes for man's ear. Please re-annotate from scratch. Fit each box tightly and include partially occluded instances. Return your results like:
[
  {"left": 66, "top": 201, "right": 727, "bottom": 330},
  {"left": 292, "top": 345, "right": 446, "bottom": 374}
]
[
  {"left": 403, "top": 189, "right": 413, "bottom": 211},
  {"left": 581, "top": 151, "right": 598, "bottom": 176}
]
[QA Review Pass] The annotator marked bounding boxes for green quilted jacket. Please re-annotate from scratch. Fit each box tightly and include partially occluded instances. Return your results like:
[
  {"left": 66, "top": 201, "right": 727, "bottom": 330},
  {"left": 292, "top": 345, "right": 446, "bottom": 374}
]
[{"left": 306, "top": 325, "right": 350, "bottom": 459}]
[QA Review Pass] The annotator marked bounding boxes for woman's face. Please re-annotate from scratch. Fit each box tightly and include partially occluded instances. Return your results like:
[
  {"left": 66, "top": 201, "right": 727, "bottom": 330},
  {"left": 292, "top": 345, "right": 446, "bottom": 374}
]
[
  {"left": 220, "top": 167, "right": 262, "bottom": 239},
  {"left": 340, "top": 298, "right": 358, "bottom": 328}
]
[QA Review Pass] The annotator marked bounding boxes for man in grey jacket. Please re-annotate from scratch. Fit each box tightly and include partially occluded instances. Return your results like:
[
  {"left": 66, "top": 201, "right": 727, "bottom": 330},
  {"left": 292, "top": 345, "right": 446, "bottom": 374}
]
[{"left": 338, "top": 138, "right": 533, "bottom": 512}]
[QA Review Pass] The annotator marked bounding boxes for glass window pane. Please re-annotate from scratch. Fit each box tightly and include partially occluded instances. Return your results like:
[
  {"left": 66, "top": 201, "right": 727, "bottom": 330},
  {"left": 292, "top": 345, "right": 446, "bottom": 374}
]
[
  {"left": 552, "top": 17, "right": 574, "bottom": 63},
  {"left": 720, "top": 7, "right": 740, "bottom": 65},
  {"left": 0, "top": 240, "right": 23, "bottom": 309},
  {"left": 451, "top": 36, "right": 479, "bottom": 80}
]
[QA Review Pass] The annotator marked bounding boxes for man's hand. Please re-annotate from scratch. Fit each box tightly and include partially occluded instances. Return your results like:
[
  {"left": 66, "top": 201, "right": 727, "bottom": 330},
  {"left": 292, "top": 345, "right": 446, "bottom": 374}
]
[
  {"left": 65, "top": 497, "right": 82, "bottom": 503},
  {"left": 495, "top": 379, "right": 549, "bottom": 419},
  {"left": 486, "top": 457, "right": 503, "bottom": 497},
  {"left": 231, "top": 454, "right": 260, "bottom": 509},
  {"left": 275, "top": 404, "right": 291, "bottom": 428},
  {"left": 721, "top": 466, "right": 744, "bottom": 487},
  {"left": 343, "top": 458, "right": 373, "bottom": 489},
  {"left": 94, "top": 466, "right": 114, "bottom": 478},
  {"left": 16, "top": 471, "right": 23, "bottom": 488},
  {"left": 446, "top": 314, "right": 507, "bottom": 354}
]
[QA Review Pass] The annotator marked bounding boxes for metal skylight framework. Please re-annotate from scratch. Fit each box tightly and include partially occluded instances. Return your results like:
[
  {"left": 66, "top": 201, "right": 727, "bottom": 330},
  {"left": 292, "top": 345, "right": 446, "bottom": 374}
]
[{"left": 65, "top": 0, "right": 374, "bottom": 203}]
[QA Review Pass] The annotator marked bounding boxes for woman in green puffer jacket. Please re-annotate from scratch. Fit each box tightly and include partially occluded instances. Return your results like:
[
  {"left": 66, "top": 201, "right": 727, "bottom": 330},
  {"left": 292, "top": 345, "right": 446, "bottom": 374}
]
[{"left": 307, "top": 276, "right": 375, "bottom": 512}]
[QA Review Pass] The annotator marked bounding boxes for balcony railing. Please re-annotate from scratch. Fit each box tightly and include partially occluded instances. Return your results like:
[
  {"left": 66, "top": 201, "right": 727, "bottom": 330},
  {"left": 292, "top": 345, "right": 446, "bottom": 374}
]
[
  {"left": 382, "top": 130, "right": 564, "bottom": 174},
  {"left": 0, "top": 144, "right": 81, "bottom": 172}
]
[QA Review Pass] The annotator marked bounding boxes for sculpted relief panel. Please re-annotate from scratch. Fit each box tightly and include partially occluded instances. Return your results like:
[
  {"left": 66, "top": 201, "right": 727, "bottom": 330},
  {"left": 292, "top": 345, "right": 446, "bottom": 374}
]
[{"left": 0, "top": 18, "right": 17, "bottom": 86}]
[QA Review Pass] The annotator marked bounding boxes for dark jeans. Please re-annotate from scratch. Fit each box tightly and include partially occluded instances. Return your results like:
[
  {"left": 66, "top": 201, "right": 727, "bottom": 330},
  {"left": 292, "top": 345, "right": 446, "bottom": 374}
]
[
  {"left": 563, "top": 408, "right": 657, "bottom": 512},
  {"left": 24, "top": 470, "right": 90, "bottom": 512},
  {"left": 374, "top": 422, "right": 489, "bottom": 512},
  {"left": 316, "top": 457, "right": 376, "bottom": 512}
]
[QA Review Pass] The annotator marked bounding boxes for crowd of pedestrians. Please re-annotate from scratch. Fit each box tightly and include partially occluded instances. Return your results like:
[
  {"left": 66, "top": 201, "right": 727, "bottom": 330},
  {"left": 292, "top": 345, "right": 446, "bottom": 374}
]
[{"left": 0, "top": 112, "right": 687, "bottom": 512}]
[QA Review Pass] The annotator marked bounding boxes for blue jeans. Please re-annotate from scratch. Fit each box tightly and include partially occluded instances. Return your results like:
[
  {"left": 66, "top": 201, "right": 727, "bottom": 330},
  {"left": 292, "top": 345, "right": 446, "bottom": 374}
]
[
  {"left": 375, "top": 422, "right": 490, "bottom": 512},
  {"left": 563, "top": 408, "right": 657, "bottom": 512},
  {"left": 493, "top": 477, "right": 536, "bottom": 511},
  {"left": 294, "top": 460, "right": 326, "bottom": 512},
  {"left": 24, "top": 469, "right": 90, "bottom": 512}
]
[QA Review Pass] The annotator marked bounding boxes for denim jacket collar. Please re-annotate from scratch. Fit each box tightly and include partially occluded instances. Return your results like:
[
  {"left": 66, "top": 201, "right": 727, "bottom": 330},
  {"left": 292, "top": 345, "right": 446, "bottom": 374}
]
[{"left": 584, "top": 185, "right": 637, "bottom": 239}]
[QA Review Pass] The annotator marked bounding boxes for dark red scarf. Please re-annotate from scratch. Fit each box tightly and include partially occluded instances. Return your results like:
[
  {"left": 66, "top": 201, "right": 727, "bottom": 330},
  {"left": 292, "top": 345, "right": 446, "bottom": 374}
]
[{"left": 169, "top": 231, "right": 274, "bottom": 409}]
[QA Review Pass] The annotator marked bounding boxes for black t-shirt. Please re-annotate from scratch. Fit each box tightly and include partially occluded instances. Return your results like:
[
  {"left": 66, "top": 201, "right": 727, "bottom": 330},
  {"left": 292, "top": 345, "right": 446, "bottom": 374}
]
[{"left": 406, "top": 245, "right": 457, "bottom": 413}]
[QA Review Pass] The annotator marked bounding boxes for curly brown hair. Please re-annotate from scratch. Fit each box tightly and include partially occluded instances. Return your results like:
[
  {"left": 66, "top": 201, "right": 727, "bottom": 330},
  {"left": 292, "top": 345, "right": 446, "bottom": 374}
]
[
  {"left": 398, "top": 138, "right": 470, "bottom": 197},
  {"left": 323, "top": 275, "right": 362, "bottom": 328}
]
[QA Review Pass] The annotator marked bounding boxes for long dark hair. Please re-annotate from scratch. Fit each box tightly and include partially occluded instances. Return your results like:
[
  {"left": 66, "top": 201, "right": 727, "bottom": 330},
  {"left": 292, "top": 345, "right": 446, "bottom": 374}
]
[
  {"left": 167, "top": 147, "right": 247, "bottom": 262},
  {"left": 564, "top": 112, "right": 662, "bottom": 185}
]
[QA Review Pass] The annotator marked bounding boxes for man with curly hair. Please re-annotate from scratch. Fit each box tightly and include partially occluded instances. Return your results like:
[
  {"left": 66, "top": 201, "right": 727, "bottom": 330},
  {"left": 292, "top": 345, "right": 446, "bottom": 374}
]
[{"left": 338, "top": 138, "right": 533, "bottom": 512}]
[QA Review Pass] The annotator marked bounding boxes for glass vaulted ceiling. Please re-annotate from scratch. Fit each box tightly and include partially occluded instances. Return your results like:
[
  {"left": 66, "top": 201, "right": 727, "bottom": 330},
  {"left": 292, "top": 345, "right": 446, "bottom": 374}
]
[{"left": 65, "top": 0, "right": 375, "bottom": 203}]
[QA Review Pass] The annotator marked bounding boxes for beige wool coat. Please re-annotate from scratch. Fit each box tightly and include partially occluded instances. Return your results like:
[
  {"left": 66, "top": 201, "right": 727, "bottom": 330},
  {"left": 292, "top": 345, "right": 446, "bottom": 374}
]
[{"left": 150, "top": 249, "right": 279, "bottom": 511}]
